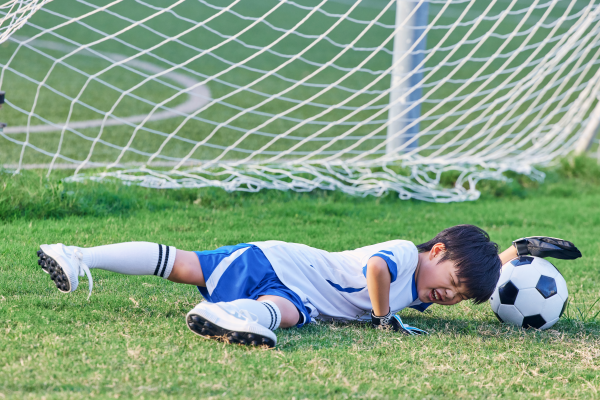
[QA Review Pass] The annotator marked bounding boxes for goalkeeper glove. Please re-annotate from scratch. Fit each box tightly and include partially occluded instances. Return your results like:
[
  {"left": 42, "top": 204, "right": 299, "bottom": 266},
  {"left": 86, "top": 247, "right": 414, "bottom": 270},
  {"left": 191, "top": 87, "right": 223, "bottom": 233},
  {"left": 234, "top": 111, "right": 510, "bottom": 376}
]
[
  {"left": 370, "top": 309, "right": 428, "bottom": 336},
  {"left": 512, "top": 236, "right": 582, "bottom": 260}
]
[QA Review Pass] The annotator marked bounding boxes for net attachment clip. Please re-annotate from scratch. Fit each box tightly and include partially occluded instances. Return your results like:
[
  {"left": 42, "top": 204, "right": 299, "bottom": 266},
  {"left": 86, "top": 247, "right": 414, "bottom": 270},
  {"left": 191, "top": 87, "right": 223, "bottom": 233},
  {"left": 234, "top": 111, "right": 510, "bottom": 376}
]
[{"left": 0, "top": 91, "right": 5, "bottom": 129}]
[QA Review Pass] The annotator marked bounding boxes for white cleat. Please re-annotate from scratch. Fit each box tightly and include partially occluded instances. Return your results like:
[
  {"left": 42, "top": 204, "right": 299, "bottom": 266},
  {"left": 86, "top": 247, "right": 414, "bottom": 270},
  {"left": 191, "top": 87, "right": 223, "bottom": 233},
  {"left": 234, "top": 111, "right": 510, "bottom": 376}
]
[
  {"left": 37, "top": 244, "right": 93, "bottom": 299},
  {"left": 186, "top": 301, "right": 277, "bottom": 348}
]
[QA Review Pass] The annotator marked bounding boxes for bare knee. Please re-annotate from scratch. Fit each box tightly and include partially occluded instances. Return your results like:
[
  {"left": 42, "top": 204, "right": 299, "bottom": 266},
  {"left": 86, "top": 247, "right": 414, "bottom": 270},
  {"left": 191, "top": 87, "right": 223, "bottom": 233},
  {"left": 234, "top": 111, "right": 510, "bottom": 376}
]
[
  {"left": 169, "top": 250, "right": 205, "bottom": 286},
  {"left": 258, "top": 295, "right": 300, "bottom": 328}
]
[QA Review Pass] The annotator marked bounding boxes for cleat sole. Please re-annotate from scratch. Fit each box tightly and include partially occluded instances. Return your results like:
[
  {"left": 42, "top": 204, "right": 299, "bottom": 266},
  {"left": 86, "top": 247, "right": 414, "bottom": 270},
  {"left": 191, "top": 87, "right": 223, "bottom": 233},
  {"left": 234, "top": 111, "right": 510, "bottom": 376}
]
[
  {"left": 37, "top": 248, "right": 71, "bottom": 293},
  {"left": 186, "top": 313, "right": 275, "bottom": 348}
]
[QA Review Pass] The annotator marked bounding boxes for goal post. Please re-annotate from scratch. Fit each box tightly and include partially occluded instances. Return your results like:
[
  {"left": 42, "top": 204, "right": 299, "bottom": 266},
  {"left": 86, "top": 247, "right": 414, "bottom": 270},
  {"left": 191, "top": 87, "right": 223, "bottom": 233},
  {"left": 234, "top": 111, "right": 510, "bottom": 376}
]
[
  {"left": 1, "top": 0, "right": 600, "bottom": 202},
  {"left": 387, "top": 0, "right": 428, "bottom": 156}
]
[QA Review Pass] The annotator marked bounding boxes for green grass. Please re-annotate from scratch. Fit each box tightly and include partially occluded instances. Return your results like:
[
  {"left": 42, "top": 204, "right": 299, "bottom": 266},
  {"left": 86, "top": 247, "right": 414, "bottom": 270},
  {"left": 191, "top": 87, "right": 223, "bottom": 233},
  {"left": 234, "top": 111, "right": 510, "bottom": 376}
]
[{"left": 2, "top": 159, "right": 600, "bottom": 399}]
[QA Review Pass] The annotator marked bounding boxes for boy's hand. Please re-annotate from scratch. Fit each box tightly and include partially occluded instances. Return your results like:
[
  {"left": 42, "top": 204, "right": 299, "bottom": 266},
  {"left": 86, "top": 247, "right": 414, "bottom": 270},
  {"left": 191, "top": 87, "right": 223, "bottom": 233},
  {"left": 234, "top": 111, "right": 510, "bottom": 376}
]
[
  {"left": 370, "top": 309, "right": 428, "bottom": 336},
  {"left": 512, "top": 237, "right": 582, "bottom": 260}
]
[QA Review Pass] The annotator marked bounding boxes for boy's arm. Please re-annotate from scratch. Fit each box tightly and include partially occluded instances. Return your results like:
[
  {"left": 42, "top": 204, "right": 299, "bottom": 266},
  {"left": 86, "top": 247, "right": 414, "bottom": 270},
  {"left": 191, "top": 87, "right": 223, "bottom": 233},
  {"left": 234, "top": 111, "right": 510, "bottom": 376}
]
[
  {"left": 366, "top": 256, "right": 391, "bottom": 317},
  {"left": 499, "top": 245, "right": 518, "bottom": 265},
  {"left": 366, "top": 256, "right": 428, "bottom": 335}
]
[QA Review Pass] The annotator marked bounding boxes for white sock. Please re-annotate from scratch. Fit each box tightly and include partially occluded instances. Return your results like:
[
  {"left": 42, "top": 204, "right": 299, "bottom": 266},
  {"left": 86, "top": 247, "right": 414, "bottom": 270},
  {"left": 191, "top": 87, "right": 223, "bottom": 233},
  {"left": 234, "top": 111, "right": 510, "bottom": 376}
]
[
  {"left": 229, "top": 299, "right": 282, "bottom": 330},
  {"left": 79, "top": 242, "right": 177, "bottom": 279}
]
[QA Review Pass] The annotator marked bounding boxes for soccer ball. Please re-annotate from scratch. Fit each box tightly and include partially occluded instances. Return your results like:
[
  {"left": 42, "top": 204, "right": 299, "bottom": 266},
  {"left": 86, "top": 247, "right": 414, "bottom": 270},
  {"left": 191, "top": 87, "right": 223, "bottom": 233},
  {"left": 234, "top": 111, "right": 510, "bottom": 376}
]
[{"left": 490, "top": 256, "right": 568, "bottom": 330}]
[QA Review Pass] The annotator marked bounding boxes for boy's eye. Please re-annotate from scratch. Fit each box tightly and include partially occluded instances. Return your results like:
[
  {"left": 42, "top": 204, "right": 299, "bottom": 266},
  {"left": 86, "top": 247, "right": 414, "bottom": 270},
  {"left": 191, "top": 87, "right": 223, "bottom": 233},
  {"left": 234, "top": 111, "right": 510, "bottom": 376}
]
[{"left": 451, "top": 276, "right": 467, "bottom": 300}]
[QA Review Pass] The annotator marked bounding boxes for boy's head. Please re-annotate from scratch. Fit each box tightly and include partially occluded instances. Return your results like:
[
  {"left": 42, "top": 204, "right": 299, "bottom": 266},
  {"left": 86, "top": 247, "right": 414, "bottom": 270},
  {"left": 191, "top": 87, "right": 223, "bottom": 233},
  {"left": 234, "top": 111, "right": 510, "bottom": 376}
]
[{"left": 415, "top": 225, "right": 502, "bottom": 305}]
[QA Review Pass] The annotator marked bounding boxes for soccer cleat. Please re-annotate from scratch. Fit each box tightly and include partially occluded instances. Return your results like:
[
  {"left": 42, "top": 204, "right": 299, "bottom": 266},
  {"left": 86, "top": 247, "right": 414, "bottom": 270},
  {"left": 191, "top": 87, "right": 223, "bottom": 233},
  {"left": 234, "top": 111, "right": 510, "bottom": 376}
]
[
  {"left": 186, "top": 301, "right": 277, "bottom": 348},
  {"left": 37, "top": 244, "right": 93, "bottom": 298}
]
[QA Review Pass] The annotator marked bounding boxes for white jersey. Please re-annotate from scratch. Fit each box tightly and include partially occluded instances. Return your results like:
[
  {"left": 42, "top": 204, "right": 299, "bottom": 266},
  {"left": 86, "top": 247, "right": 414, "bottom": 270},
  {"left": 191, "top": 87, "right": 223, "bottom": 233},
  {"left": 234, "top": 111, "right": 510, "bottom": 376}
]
[{"left": 250, "top": 240, "right": 431, "bottom": 321}]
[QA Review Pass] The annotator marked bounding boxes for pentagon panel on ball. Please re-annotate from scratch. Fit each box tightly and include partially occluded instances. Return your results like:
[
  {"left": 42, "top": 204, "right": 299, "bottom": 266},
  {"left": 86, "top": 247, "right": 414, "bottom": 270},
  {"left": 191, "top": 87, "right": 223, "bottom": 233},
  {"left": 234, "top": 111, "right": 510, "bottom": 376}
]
[
  {"left": 522, "top": 315, "right": 547, "bottom": 330},
  {"left": 490, "top": 257, "right": 568, "bottom": 330},
  {"left": 498, "top": 281, "right": 519, "bottom": 305},
  {"left": 536, "top": 275, "right": 558, "bottom": 299}
]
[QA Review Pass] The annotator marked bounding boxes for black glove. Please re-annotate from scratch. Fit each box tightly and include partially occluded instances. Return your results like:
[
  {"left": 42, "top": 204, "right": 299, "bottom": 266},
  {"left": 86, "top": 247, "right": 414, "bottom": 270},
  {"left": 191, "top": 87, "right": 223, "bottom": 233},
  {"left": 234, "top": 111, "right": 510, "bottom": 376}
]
[
  {"left": 370, "top": 309, "right": 428, "bottom": 336},
  {"left": 513, "top": 236, "right": 582, "bottom": 260}
]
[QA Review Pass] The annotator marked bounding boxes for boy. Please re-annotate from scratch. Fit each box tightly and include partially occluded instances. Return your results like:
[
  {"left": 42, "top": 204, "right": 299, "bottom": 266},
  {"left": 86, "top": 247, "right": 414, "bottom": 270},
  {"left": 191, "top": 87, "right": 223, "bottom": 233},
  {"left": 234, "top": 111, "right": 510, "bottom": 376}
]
[{"left": 36, "top": 225, "right": 580, "bottom": 347}]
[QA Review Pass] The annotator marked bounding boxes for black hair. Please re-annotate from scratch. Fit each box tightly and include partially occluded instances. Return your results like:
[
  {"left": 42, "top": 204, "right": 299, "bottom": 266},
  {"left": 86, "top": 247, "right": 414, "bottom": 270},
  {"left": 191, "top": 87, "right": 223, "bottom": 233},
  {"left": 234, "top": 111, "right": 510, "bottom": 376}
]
[{"left": 416, "top": 224, "right": 501, "bottom": 304}]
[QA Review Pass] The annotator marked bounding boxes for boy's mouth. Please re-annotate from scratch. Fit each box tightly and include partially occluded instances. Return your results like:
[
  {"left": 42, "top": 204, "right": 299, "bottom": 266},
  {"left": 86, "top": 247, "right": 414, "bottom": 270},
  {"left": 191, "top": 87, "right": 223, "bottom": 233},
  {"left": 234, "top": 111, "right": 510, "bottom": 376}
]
[{"left": 429, "top": 289, "right": 441, "bottom": 302}]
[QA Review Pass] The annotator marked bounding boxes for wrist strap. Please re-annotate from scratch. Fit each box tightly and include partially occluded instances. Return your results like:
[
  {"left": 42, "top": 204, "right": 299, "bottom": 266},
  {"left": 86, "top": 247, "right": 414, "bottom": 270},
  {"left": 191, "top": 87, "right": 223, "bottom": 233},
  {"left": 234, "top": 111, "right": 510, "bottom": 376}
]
[
  {"left": 513, "top": 239, "right": 530, "bottom": 257},
  {"left": 371, "top": 308, "right": 393, "bottom": 327}
]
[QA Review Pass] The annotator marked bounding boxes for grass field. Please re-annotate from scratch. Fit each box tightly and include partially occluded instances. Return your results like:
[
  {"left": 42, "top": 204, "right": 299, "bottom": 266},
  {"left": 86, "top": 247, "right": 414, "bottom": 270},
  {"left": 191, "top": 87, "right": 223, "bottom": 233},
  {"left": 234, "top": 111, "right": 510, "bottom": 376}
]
[
  {"left": 2, "top": 158, "right": 600, "bottom": 399},
  {"left": 2, "top": 1, "right": 600, "bottom": 397}
]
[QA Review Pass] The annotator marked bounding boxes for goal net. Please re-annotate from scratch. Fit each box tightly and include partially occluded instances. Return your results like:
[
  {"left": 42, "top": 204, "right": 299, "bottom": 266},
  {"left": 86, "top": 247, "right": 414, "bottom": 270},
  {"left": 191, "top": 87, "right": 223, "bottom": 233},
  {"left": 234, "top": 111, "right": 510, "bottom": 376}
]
[{"left": 1, "top": 0, "right": 599, "bottom": 201}]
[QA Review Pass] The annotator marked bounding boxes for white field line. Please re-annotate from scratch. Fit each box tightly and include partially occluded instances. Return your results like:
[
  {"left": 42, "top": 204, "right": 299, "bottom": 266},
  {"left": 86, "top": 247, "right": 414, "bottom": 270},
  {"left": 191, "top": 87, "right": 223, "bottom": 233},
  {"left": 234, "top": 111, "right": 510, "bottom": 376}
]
[
  {"left": 4, "top": 37, "right": 211, "bottom": 134},
  {"left": 2, "top": 160, "right": 203, "bottom": 170}
]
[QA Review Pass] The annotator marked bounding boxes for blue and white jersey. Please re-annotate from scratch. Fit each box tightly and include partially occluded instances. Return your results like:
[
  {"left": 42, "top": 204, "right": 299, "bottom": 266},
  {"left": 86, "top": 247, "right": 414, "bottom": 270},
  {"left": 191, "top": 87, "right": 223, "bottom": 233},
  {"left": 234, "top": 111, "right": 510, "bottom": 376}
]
[{"left": 250, "top": 240, "right": 431, "bottom": 322}]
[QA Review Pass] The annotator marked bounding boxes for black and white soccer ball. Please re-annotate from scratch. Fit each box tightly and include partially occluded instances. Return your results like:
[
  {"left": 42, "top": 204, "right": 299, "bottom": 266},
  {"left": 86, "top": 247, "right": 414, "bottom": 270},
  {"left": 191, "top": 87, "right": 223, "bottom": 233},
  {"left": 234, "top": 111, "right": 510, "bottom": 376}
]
[{"left": 490, "top": 256, "right": 568, "bottom": 330}]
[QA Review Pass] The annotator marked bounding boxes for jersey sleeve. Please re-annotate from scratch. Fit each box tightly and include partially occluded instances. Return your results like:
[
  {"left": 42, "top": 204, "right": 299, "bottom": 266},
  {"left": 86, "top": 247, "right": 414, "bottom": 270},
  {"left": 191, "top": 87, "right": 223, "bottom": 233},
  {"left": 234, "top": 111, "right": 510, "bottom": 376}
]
[{"left": 361, "top": 241, "right": 418, "bottom": 283}]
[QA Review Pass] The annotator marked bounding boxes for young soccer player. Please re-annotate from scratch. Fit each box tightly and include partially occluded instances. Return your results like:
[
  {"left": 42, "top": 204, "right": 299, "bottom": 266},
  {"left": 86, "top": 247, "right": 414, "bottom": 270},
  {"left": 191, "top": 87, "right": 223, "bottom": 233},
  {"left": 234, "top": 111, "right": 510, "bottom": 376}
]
[{"left": 36, "top": 225, "right": 581, "bottom": 347}]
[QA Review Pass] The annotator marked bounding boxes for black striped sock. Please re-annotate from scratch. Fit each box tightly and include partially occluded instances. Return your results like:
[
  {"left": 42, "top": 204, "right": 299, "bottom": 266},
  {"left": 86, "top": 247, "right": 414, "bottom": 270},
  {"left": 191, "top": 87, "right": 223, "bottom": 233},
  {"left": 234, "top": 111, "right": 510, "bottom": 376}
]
[{"left": 80, "top": 242, "right": 177, "bottom": 278}]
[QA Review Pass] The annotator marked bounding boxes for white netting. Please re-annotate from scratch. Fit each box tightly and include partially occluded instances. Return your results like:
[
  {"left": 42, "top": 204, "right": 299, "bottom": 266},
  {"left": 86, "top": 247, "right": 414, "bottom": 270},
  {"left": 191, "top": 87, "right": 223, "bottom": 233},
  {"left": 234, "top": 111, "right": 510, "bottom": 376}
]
[
  {"left": 0, "top": 0, "right": 53, "bottom": 44},
  {"left": 1, "top": 0, "right": 599, "bottom": 201}
]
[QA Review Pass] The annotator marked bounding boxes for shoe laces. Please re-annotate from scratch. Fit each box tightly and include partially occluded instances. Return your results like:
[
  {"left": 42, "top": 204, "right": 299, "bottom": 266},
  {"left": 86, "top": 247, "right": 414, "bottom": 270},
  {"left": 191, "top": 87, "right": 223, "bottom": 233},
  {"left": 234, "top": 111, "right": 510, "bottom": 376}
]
[
  {"left": 70, "top": 249, "right": 93, "bottom": 300},
  {"left": 237, "top": 309, "right": 258, "bottom": 323},
  {"left": 217, "top": 303, "right": 259, "bottom": 323}
]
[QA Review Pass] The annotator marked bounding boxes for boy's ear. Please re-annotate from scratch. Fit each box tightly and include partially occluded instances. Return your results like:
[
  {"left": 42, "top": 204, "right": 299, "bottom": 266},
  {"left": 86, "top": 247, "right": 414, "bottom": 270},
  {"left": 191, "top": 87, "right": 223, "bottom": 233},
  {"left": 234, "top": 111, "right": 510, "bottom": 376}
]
[{"left": 429, "top": 242, "right": 446, "bottom": 259}]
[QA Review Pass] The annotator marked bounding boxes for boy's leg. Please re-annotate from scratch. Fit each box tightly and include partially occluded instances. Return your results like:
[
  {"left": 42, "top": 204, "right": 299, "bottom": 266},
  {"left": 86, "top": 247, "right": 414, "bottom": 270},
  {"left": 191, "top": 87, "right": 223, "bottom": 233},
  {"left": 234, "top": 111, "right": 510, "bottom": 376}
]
[
  {"left": 169, "top": 255, "right": 300, "bottom": 328},
  {"left": 168, "top": 250, "right": 205, "bottom": 286},
  {"left": 38, "top": 242, "right": 300, "bottom": 347},
  {"left": 257, "top": 295, "right": 299, "bottom": 329},
  {"left": 186, "top": 295, "right": 300, "bottom": 347},
  {"left": 41, "top": 241, "right": 203, "bottom": 286},
  {"left": 38, "top": 242, "right": 177, "bottom": 295},
  {"left": 82, "top": 242, "right": 177, "bottom": 278}
]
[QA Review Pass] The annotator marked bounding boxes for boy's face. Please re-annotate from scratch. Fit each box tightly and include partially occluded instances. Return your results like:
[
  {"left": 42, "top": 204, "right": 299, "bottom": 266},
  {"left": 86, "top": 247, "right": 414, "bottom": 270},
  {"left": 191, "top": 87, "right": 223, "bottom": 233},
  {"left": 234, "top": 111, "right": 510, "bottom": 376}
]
[{"left": 415, "top": 243, "right": 469, "bottom": 305}]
